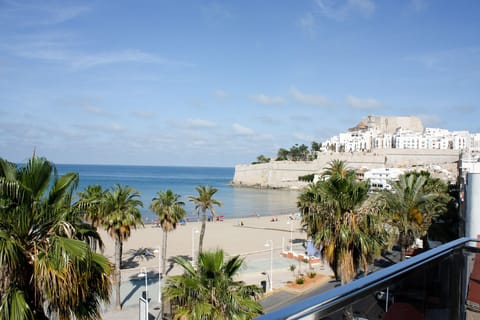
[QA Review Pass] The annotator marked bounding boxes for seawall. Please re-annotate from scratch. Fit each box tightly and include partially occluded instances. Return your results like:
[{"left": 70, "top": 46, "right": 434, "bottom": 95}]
[{"left": 232, "top": 149, "right": 461, "bottom": 189}]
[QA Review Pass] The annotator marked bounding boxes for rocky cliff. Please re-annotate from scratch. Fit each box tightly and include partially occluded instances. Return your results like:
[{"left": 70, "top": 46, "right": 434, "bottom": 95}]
[{"left": 232, "top": 149, "right": 460, "bottom": 189}]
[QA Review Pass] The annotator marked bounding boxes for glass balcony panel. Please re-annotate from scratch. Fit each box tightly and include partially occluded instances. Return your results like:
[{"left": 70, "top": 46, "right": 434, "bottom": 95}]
[{"left": 257, "top": 238, "right": 477, "bottom": 320}]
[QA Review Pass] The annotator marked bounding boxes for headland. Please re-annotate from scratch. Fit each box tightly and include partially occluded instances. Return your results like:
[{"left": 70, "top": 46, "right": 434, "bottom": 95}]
[{"left": 232, "top": 149, "right": 460, "bottom": 189}]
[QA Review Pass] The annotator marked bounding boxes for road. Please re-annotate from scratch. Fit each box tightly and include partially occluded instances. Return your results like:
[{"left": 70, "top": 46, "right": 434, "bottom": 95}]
[{"left": 260, "top": 248, "right": 402, "bottom": 318}]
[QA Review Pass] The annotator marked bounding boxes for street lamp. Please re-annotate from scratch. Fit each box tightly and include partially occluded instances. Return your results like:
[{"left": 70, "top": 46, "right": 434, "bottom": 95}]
[
  {"left": 138, "top": 267, "right": 149, "bottom": 312},
  {"left": 264, "top": 240, "right": 273, "bottom": 292},
  {"left": 192, "top": 228, "right": 199, "bottom": 268},
  {"left": 287, "top": 221, "right": 294, "bottom": 252},
  {"left": 153, "top": 248, "right": 162, "bottom": 304}
]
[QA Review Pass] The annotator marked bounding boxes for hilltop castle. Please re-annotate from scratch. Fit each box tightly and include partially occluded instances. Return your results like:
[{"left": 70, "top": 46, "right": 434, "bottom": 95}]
[
  {"left": 323, "top": 115, "right": 480, "bottom": 153},
  {"left": 232, "top": 115, "right": 480, "bottom": 189}
]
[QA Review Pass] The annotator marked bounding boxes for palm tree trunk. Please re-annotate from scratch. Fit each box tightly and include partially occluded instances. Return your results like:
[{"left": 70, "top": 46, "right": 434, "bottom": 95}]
[
  {"left": 161, "top": 231, "right": 168, "bottom": 319},
  {"left": 399, "top": 232, "right": 408, "bottom": 261},
  {"left": 162, "top": 231, "right": 168, "bottom": 276},
  {"left": 115, "top": 238, "right": 122, "bottom": 310},
  {"left": 199, "top": 209, "right": 207, "bottom": 254}
]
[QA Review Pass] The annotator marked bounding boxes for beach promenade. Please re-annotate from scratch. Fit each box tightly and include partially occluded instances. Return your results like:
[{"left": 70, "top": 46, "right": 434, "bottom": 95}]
[{"left": 99, "top": 213, "right": 334, "bottom": 319}]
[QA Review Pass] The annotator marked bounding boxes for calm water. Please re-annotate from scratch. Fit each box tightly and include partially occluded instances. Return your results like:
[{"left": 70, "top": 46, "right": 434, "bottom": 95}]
[{"left": 56, "top": 164, "right": 300, "bottom": 221}]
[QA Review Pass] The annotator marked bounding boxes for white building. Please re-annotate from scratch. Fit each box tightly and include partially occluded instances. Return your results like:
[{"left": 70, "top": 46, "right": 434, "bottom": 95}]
[
  {"left": 363, "top": 167, "right": 405, "bottom": 191},
  {"left": 323, "top": 123, "right": 480, "bottom": 153}
]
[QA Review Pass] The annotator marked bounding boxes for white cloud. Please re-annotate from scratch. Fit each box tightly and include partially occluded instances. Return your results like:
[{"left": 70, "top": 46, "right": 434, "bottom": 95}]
[
  {"left": 109, "top": 123, "right": 127, "bottom": 132},
  {"left": 214, "top": 89, "right": 229, "bottom": 99},
  {"left": 0, "top": 2, "right": 89, "bottom": 26},
  {"left": 2, "top": 33, "right": 191, "bottom": 69},
  {"left": 293, "top": 132, "right": 315, "bottom": 142},
  {"left": 250, "top": 94, "right": 286, "bottom": 106},
  {"left": 71, "top": 50, "right": 181, "bottom": 69},
  {"left": 74, "top": 122, "right": 127, "bottom": 135},
  {"left": 81, "top": 105, "right": 108, "bottom": 115},
  {"left": 184, "top": 119, "right": 217, "bottom": 129},
  {"left": 40, "top": 5, "right": 90, "bottom": 25},
  {"left": 405, "top": 47, "right": 480, "bottom": 71},
  {"left": 299, "top": 13, "right": 317, "bottom": 38},
  {"left": 314, "top": 0, "right": 375, "bottom": 20},
  {"left": 132, "top": 111, "right": 156, "bottom": 119},
  {"left": 232, "top": 123, "right": 255, "bottom": 136},
  {"left": 346, "top": 95, "right": 383, "bottom": 109},
  {"left": 290, "top": 87, "right": 329, "bottom": 106}
]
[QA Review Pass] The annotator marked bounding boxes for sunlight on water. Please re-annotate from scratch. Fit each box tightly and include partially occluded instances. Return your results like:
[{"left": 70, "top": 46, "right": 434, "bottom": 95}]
[{"left": 56, "top": 164, "right": 300, "bottom": 220}]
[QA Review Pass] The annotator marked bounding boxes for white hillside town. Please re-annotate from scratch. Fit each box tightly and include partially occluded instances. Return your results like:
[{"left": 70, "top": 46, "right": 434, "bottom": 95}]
[
  {"left": 233, "top": 115, "right": 479, "bottom": 190},
  {"left": 322, "top": 115, "right": 480, "bottom": 153},
  {"left": 319, "top": 116, "right": 480, "bottom": 191}
]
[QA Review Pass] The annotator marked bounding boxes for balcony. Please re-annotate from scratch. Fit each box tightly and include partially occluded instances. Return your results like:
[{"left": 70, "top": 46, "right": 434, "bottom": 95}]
[{"left": 256, "top": 237, "right": 480, "bottom": 320}]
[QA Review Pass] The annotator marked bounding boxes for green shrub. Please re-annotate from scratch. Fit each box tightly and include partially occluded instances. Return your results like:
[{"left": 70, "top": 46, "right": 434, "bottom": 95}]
[
  {"left": 307, "top": 272, "right": 316, "bottom": 278},
  {"left": 295, "top": 277, "right": 305, "bottom": 285},
  {"left": 298, "top": 174, "right": 315, "bottom": 182}
]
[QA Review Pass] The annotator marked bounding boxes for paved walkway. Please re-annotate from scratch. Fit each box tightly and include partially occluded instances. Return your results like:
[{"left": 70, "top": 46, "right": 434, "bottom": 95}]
[{"left": 101, "top": 244, "right": 334, "bottom": 320}]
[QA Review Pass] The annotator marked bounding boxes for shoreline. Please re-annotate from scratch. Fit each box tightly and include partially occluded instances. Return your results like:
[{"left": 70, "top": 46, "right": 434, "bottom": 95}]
[{"left": 228, "top": 180, "right": 305, "bottom": 191}]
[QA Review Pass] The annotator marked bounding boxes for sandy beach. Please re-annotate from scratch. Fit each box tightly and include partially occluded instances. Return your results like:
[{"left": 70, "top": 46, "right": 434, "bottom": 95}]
[
  {"left": 99, "top": 213, "right": 334, "bottom": 319},
  {"left": 98, "top": 213, "right": 328, "bottom": 284}
]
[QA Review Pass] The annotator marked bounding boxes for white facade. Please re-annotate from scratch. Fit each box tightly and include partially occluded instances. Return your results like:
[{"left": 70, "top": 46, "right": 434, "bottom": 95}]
[
  {"left": 471, "top": 134, "right": 480, "bottom": 150},
  {"left": 324, "top": 125, "right": 480, "bottom": 153},
  {"left": 364, "top": 168, "right": 405, "bottom": 191}
]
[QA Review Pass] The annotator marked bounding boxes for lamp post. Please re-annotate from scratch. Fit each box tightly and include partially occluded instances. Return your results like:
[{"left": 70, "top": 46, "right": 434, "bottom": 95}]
[
  {"left": 192, "top": 228, "right": 199, "bottom": 268},
  {"left": 138, "top": 267, "right": 148, "bottom": 313},
  {"left": 287, "top": 221, "right": 294, "bottom": 252},
  {"left": 264, "top": 240, "right": 273, "bottom": 292}
]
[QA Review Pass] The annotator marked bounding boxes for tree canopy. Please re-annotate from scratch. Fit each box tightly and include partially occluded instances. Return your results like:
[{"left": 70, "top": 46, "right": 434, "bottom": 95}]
[
  {"left": 299, "top": 160, "right": 387, "bottom": 284},
  {"left": 164, "top": 249, "right": 263, "bottom": 319},
  {"left": 189, "top": 185, "right": 222, "bottom": 254},
  {"left": 0, "top": 155, "right": 112, "bottom": 320}
]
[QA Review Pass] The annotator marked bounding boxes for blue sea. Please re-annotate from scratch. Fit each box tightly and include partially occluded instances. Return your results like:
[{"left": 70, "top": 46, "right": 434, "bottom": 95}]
[{"left": 56, "top": 164, "right": 300, "bottom": 222}]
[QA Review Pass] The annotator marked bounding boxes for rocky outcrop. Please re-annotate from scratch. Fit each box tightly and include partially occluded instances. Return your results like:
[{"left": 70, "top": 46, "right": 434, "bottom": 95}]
[{"left": 232, "top": 149, "right": 460, "bottom": 189}]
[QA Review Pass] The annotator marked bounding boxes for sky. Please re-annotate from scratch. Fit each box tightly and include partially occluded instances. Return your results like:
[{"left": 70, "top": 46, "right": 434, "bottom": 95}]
[{"left": 1, "top": 0, "right": 479, "bottom": 167}]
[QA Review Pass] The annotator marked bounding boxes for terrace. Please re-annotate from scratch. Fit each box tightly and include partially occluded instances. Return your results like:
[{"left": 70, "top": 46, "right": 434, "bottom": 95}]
[{"left": 257, "top": 237, "right": 480, "bottom": 320}]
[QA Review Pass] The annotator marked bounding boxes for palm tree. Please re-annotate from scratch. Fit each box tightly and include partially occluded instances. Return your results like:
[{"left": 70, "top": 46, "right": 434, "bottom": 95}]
[
  {"left": 188, "top": 185, "right": 222, "bottom": 254},
  {"left": 297, "top": 181, "right": 323, "bottom": 235},
  {"left": 102, "top": 184, "right": 143, "bottom": 310},
  {"left": 77, "top": 184, "right": 107, "bottom": 228},
  {"left": 150, "top": 189, "right": 186, "bottom": 313},
  {"left": 0, "top": 155, "right": 112, "bottom": 320},
  {"left": 321, "top": 159, "right": 354, "bottom": 180},
  {"left": 299, "top": 161, "right": 386, "bottom": 320},
  {"left": 300, "top": 161, "right": 386, "bottom": 283},
  {"left": 76, "top": 184, "right": 108, "bottom": 252},
  {"left": 374, "top": 173, "right": 450, "bottom": 260},
  {"left": 163, "top": 249, "right": 263, "bottom": 319}
]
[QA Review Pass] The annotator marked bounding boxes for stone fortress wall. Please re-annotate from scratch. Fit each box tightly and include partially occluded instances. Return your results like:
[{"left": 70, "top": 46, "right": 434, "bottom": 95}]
[
  {"left": 232, "top": 149, "right": 461, "bottom": 189},
  {"left": 358, "top": 115, "right": 424, "bottom": 133}
]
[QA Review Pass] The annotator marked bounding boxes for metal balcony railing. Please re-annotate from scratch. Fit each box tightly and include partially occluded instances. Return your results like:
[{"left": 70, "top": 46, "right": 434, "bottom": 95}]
[{"left": 256, "top": 237, "right": 480, "bottom": 320}]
